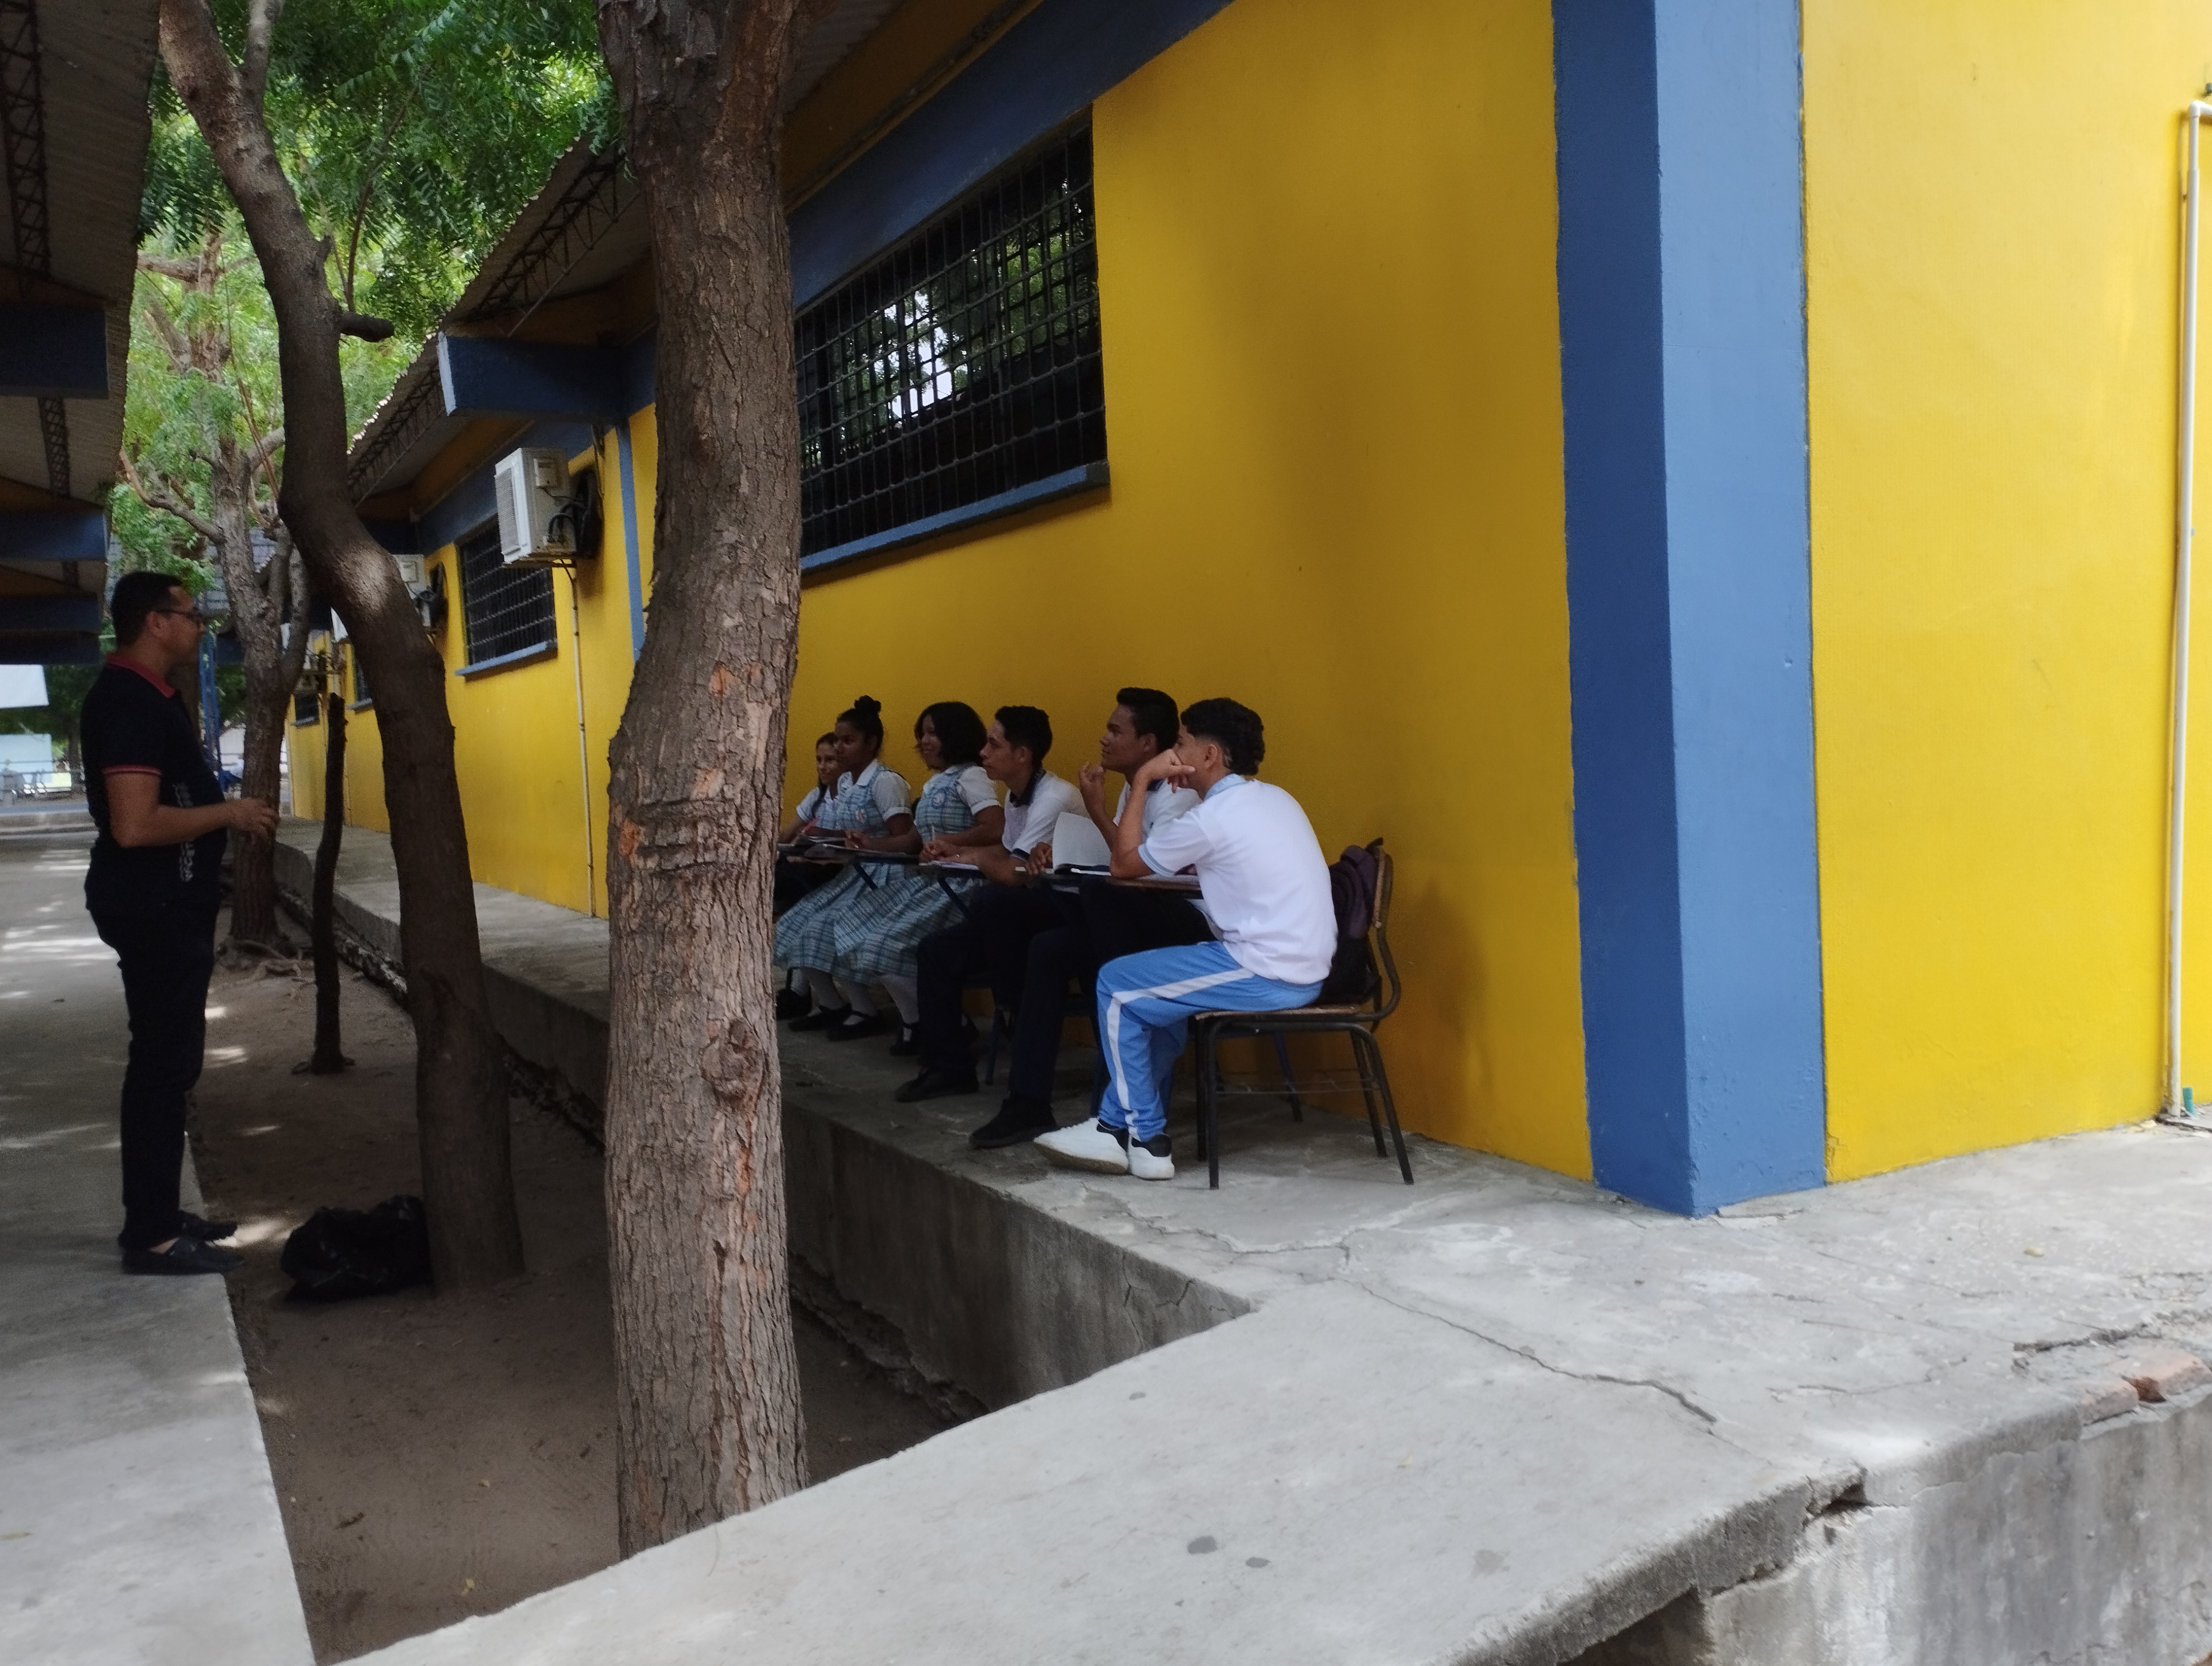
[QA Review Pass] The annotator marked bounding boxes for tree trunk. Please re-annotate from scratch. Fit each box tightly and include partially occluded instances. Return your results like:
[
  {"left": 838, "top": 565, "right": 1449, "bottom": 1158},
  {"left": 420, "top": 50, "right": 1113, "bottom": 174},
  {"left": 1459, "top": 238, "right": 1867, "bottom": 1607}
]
[
  {"left": 159, "top": 0, "right": 524, "bottom": 1289},
  {"left": 311, "top": 687, "right": 348, "bottom": 1072},
  {"left": 210, "top": 459, "right": 306, "bottom": 950},
  {"left": 596, "top": 0, "right": 824, "bottom": 1550}
]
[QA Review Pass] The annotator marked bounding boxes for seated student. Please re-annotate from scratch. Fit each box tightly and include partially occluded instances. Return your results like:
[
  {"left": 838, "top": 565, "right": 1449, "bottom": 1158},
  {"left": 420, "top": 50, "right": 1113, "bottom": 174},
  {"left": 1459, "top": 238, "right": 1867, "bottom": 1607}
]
[
  {"left": 773, "top": 696, "right": 913, "bottom": 1039},
  {"left": 773, "top": 731, "right": 846, "bottom": 1020},
  {"left": 1036, "top": 699, "right": 1333, "bottom": 1181},
  {"left": 779, "top": 731, "right": 843, "bottom": 845},
  {"left": 964, "top": 688, "right": 1203, "bottom": 1148},
  {"left": 895, "top": 706, "right": 1082, "bottom": 1102},
  {"left": 819, "top": 702, "right": 1000, "bottom": 1052}
]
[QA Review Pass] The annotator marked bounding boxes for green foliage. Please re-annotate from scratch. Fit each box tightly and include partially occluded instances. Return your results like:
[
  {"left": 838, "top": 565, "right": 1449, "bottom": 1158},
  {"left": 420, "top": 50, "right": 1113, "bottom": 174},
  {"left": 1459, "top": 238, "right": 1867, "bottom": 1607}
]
[{"left": 143, "top": 0, "right": 612, "bottom": 342}]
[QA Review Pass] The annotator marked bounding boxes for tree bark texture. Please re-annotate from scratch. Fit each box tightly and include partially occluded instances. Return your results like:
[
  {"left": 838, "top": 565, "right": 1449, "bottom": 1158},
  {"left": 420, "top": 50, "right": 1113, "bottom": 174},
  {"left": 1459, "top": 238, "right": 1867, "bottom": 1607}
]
[
  {"left": 159, "top": 0, "right": 524, "bottom": 1288},
  {"left": 596, "top": 0, "right": 831, "bottom": 1550},
  {"left": 311, "top": 685, "right": 347, "bottom": 1072}
]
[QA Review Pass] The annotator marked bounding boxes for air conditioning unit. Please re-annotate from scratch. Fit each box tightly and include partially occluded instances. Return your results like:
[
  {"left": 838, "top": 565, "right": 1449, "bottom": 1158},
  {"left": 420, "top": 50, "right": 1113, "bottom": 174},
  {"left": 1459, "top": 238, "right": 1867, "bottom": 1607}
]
[{"left": 494, "top": 447, "right": 575, "bottom": 567}]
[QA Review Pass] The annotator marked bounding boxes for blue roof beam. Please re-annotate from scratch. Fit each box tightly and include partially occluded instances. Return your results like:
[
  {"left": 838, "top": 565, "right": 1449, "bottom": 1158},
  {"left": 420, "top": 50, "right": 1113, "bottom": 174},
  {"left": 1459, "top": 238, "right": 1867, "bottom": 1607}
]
[
  {"left": 0, "top": 509, "right": 107, "bottom": 562},
  {"left": 436, "top": 334, "right": 623, "bottom": 421},
  {"left": 0, "top": 305, "right": 110, "bottom": 399},
  {"left": 0, "top": 594, "right": 101, "bottom": 633}
]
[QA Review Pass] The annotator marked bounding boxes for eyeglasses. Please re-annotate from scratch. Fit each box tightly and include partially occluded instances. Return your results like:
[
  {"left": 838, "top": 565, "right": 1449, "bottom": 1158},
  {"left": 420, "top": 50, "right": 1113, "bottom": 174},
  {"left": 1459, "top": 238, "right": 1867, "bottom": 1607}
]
[{"left": 151, "top": 606, "right": 226, "bottom": 631}]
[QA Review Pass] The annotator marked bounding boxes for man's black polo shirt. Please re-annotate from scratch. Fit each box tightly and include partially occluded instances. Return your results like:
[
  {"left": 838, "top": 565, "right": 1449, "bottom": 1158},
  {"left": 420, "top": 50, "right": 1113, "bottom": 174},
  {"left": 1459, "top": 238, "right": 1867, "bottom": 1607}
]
[{"left": 80, "top": 655, "right": 226, "bottom": 917}]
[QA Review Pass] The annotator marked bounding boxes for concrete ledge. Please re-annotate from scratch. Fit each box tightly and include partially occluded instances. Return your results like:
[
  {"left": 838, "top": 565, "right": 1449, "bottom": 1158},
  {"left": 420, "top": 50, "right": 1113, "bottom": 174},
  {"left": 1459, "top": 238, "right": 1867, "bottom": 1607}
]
[{"left": 283, "top": 820, "right": 2212, "bottom": 1664}]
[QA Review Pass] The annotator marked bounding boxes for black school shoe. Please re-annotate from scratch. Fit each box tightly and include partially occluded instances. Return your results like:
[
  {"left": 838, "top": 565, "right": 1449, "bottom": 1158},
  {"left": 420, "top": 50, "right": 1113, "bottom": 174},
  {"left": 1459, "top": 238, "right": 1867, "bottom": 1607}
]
[
  {"left": 824, "top": 1013, "right": 888, "bottom": 1043},
  {"left": 124, "top": 1236, "right": 243, "bottom": 1276},
  {"left": 789, "top": 1005, "right": 847, "bottom": 1032},
  {"left": 969, "top": 1096, "right": 1058, "bottom": 1149},
  {"left": 177, "top": 1209, "right": 237, "bottom": 1242},
  {"left": 773, "top": 988, "right": 813, "bottom": 1022},
  {"left": 888, "top": 1022, "right": 922, "bottom": 1057},
  {"left": 895, "top": 1067, "right": 980, "bottom": 1103}
]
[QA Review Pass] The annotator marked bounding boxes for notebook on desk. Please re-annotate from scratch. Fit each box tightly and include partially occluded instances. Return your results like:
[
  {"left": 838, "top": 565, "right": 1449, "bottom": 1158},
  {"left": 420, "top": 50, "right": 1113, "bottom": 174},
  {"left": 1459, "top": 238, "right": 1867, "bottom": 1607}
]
[{"left": 1048, "top": 810, "right": 1110, "bottom": 870}]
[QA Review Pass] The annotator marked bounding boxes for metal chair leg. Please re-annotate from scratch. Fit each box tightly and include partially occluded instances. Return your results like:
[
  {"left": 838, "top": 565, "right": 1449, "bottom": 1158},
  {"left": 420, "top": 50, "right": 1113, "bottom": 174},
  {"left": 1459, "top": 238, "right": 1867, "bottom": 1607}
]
[
  {"left": 1352, "top": 1027, "right": 1388, "bottom": 1155},
  {"left": 1271, "top": 1031, "right": 1303, "bottom": 1121},
  {"left": 1356, "top": 1028, "right": 1413, "bottom": 1184},
  {"left": 1199, "top": 1025, "right": 1221, "bottom": 1188}
]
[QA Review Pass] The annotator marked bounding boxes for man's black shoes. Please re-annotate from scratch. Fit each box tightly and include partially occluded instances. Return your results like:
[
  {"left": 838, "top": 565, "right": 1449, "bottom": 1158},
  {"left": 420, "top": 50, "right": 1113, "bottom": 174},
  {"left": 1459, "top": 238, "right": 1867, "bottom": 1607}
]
[
  {"left": 124, "top": 1236, "right": 243, "bottom": 1276},
  {"left": 177, "top": 1209, "right": 236, "bottom": 1241},
  {"left": 895, "top": 1068, "right": 979, "bottom": 1103},
  {"left": 969, "top": 1096, "right": 1058, "bottom": 1149}
]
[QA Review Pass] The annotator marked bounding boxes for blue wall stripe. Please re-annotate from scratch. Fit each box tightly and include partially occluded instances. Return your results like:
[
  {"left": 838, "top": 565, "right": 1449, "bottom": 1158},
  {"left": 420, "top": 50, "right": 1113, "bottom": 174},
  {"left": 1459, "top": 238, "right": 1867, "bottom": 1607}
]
[
  {"left": 615, "top": 418, "right": 646, "bottom": 660},
  {"left": 788, "top": 0, "right": 1237, "bottom": 305},
  {"left": 1555, "top": 0, "right": 1825, "bottom": 1215}
]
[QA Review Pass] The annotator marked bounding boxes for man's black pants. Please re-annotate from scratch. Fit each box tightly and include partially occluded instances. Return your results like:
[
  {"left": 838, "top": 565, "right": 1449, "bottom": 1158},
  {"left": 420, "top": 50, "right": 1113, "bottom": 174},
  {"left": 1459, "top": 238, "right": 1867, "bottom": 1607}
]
[
  {"left": 1001, "top": 881, "right": 1215, "bottom": 1106},
  {"left": 914, "top": 885, "right": 1069, "bottom": 1079},
  {"left": 93, "top": 903, "right": 218, "bottom": 1251}
]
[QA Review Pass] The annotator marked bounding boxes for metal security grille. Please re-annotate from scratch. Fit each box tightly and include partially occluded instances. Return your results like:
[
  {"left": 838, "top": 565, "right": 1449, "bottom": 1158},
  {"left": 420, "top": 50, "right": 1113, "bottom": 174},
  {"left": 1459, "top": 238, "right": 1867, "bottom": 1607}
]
[
  {"left": 795, "top": 123, "right": 1104, "bottom": 556},
  {"left": 458, "top": 522, "right": 554, "bottom": 665}
]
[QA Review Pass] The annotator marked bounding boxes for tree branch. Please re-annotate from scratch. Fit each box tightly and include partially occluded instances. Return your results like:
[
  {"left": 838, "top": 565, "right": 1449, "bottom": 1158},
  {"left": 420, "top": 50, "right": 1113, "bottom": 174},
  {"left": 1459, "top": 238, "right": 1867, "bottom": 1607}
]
[
  {"left": 137, "top": 253, "right": 205, "bottom": 283},
  {"left": 247, "top": 424, "right": 286, "bottom": 473},
  {"left": 139, "top": 293, "right": 194, "bottom": 374},
  {"left": 334, "top": 309, "right": 394, "bottom": 341},
  {"left": 241, "top": 0, "right": 286, "bottom": 108},
  {"left": 118, "top": 448, "right": 221, "bottom": 543}
]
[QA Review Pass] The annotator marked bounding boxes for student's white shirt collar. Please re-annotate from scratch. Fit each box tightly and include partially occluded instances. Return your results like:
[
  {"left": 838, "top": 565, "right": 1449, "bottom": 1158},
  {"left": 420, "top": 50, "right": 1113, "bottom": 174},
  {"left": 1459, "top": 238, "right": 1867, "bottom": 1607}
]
[
  {"left": 843, "top": 758, "right": 883, "bottom": 791},
  {"left": 1202, "top": 773, "right": 1249, "bottom": 801}
]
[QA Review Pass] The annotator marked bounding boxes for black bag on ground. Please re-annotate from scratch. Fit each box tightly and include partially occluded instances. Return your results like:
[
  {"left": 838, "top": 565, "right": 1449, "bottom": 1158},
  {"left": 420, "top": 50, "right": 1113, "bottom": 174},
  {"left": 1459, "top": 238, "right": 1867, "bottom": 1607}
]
[{"left": 279, "top": 1195, "right": 431, "bottom": 1300}]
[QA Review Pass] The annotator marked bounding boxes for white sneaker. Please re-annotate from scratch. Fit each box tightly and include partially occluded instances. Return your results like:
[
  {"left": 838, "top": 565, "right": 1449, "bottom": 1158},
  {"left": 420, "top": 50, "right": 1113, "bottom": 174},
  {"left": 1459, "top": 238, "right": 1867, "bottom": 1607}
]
[
  {"left": 1035, "top": 1118, "right": 1130, "bottom": 1175},
  {"left": 1127, "top": 1134, "right": 1175, "bottom": 1182}
]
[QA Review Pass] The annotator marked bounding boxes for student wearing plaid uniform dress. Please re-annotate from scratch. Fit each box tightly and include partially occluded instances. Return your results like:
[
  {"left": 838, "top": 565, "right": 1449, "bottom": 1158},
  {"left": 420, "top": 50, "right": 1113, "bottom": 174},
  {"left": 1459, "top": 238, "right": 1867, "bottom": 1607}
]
[
  {"left": 822, "top": 702, "right": 1000, "bottom": 1047},
  {"left": 773, "top": 696, "right": 911, "bottom": 1035}
]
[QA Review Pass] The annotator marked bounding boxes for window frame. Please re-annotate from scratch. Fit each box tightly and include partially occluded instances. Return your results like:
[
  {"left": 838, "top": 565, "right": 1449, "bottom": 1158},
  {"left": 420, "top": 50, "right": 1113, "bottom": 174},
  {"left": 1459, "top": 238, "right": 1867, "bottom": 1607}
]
[
  {"left": 453, "top": 518, "right": 558, "bottom": 678},
  {"left": 794, "top": 119, "right": 1109, "bottom": 574}
]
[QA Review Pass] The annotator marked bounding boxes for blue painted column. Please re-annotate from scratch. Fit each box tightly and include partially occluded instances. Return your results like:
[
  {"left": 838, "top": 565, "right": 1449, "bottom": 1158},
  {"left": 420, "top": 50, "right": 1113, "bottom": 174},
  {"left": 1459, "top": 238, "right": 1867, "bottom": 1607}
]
[
  {"left": 1554, "top": 0, "right": 1825, "bottom": 1214},
  {"left": 615, "top": 419, "right": 646, "bottom": 661}
]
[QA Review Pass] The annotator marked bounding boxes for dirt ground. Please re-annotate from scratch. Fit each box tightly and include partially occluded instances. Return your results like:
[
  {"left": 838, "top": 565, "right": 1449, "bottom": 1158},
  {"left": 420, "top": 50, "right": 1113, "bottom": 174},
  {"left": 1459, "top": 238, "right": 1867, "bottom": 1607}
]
[{"left": 186, "top": 927, "right": 949, "bottom": 1663}]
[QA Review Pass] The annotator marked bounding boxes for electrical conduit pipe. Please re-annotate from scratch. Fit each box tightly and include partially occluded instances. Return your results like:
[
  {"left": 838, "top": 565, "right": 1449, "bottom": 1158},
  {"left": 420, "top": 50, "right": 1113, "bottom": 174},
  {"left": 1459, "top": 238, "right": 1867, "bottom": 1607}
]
[{"left": 2168, "top": 100, "right": 2212, "bottom": 1117}]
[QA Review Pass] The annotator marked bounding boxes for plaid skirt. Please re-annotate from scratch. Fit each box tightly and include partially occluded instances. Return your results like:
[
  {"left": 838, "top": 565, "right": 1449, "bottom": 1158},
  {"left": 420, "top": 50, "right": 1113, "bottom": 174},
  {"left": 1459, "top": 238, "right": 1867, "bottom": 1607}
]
[
  {"left": 772, "top": 864, "right": 871, "bottom": 971},
  {"left": 829, "top": 867, "right": 983, "bottom": 982}
]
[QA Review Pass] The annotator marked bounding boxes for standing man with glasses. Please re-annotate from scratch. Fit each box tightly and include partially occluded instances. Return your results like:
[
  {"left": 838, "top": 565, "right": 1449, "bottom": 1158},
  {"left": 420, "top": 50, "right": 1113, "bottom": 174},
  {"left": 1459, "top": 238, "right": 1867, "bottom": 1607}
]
[{"left": 81, "top": 572, "right": 277, "bottom": 1274}]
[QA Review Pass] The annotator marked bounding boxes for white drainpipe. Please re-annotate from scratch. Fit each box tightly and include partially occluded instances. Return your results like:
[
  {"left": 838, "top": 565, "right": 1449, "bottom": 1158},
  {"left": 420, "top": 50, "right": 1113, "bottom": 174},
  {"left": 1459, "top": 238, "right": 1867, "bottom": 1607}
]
[{"left": 2166, "top": 101, "right": 2212, "bottom": 1117}]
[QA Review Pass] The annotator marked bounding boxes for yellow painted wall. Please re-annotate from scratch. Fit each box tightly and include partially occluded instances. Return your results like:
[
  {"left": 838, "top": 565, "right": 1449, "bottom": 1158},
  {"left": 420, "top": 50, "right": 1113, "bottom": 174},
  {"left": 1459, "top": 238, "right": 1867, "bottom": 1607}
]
[
  {"left": 290, "top": 425, "right": 649, "bottom": 918},
  {"left": 298, "top": 0, "right": 1590, "bottom": 1173},
  {"left": 783, "top": 0, "right": 1589, "bottom": 1172},
  {"left": 1806, "top": 2, "right": 2212, "bottom": 1177}
]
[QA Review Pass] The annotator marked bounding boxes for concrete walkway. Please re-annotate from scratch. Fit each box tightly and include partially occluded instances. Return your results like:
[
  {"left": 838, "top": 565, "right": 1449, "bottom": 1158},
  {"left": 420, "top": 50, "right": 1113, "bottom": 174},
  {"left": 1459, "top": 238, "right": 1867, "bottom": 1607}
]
[
  {"left": 0, "top": 837, "right": 311, "bottom": 1664},
  {"left": 276, "top": 823, "right": 2212, "bottom": 1665}
]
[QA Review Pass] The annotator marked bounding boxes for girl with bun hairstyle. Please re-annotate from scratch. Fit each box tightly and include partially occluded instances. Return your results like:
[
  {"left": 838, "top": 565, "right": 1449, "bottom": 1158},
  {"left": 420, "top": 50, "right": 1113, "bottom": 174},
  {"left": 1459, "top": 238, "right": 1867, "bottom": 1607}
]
[{"left": 773, "top": 696, "right": 913, "bottom": 1037}]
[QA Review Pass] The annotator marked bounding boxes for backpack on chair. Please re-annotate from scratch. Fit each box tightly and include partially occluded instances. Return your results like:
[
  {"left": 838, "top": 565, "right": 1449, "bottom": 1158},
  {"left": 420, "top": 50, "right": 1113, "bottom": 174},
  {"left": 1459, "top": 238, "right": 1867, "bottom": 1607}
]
[{"left": 1319, "top": 841, "right": 1382, "bottom": 1006}]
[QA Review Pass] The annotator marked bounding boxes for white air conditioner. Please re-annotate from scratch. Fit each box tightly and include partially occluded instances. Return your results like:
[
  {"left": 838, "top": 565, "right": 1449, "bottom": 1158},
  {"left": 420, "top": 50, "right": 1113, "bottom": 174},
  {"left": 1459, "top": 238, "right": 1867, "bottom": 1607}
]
[{"left": 494, "top": 447, "right": 576, "bottom": 566}]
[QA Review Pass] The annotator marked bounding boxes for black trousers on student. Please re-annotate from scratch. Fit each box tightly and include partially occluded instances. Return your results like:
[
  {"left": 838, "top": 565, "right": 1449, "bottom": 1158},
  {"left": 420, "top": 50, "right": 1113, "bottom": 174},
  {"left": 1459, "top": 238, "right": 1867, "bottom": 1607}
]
[
  {"left": 1004, "top": 881, "right": 1215, "bottom": 1106},
  {"left": 915, "top": 885, "right": 1064, "bottom": 1079},
  {"left": 93, "top": 902, "right": 220, "bottom": 1251}
]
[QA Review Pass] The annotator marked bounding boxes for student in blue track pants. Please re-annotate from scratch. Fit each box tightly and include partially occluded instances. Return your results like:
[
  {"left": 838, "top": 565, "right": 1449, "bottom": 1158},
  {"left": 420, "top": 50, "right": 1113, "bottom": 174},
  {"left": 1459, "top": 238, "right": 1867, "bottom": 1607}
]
[{"left": 1036, "top": 698, "right": 1334, "bottom": 1182}]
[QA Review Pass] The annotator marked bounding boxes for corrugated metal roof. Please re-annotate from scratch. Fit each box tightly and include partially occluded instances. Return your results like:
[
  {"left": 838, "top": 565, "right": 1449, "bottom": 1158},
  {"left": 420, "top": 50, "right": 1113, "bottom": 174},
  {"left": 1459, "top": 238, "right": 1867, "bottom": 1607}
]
[{"left": 0, "top": 0, "right": 156, "bottom": 599}]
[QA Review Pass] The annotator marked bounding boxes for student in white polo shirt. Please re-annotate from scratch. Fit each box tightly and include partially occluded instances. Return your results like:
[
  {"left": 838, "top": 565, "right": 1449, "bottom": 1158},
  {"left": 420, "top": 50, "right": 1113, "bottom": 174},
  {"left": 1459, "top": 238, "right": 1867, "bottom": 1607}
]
[{"left": 1036, "top": 699, "right": 1333, "bottom": 1181}]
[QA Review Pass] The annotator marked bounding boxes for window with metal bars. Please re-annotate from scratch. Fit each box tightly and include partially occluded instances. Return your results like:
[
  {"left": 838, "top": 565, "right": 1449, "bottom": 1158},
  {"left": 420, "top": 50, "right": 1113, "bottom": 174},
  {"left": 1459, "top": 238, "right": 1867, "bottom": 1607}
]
[
  {"left": 293, "top": 688, "right": 319, "bottom": 723},
  {"left": 350, "top": 643, "right": 371, "bottom": 707},
  {"left": 457, "top": 521, "right": 555, "bottom": 667},
  {"left": 795, "top": 123, "right": 1105, "bottom": 558}
]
